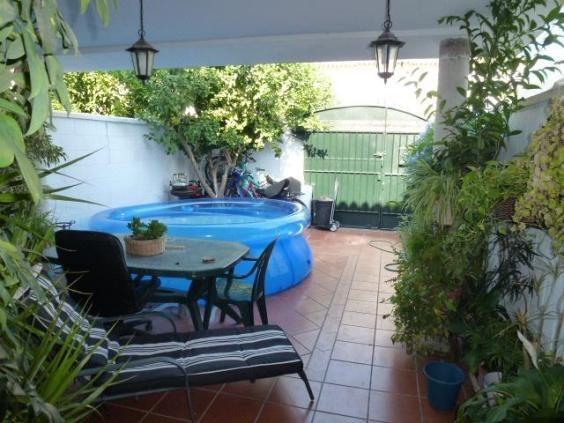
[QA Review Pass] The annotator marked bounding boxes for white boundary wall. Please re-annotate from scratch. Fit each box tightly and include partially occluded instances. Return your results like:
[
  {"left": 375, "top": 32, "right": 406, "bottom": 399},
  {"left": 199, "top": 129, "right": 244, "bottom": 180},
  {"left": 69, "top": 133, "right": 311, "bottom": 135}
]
[{"left": 44, "top": 112, "right": 305, "bottom": 225}]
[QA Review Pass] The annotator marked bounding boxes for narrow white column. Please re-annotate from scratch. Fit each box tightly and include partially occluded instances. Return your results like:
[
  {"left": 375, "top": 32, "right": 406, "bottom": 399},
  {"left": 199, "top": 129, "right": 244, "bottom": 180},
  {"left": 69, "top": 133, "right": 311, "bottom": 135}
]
[{"left": 434, "top": 38, "right": 470, "bottom": 143}]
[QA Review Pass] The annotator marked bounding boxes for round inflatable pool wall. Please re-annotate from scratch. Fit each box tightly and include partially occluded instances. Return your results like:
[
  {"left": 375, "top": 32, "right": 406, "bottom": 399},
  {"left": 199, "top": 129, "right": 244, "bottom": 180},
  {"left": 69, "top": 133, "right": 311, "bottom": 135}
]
[{"left": 89, "top": 199, "right": 313, "bottom": 295}]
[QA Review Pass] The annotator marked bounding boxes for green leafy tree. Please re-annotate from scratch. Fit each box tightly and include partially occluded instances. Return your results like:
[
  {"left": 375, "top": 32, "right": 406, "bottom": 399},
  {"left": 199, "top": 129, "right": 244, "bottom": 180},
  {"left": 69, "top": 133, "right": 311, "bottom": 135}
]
[
  {"left": 54, "top": 70, "right": 137, "bottom": 117},
  {"left": 139, "top": 65, "right": 331, "bottom": 197}
]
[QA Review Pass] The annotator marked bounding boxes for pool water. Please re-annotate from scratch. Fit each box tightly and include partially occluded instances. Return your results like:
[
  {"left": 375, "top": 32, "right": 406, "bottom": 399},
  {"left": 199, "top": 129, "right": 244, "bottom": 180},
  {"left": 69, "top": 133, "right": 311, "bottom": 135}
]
[{"left": 89, "top": 199, "right": 313, "bottom": 295}]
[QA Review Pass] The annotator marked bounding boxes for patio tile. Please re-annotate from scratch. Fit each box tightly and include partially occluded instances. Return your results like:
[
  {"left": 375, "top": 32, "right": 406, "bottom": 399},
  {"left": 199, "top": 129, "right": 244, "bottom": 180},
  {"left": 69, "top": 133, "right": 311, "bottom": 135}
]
[
  {"left": 325, "top": 360, "right": 372, "bottom": 389},
  {"left": 374, "top": 330, "right": 399, "bottom": 348},
  {"left": 290, "top": 335, "right": 314, "bottom": 355},
  {"left": 267, "top": 376, "right": 321, "bottom": 409},
  {"left": 200, "top": 393, "right": 262, "bottom": 423},
  {"left": 142, "top": 413, "right": 187, "bottom": 422},
  {"left": 368, "top": 391, "right": 421, "bottom": 422},
  {"left": 112, "top": 392, "right": 164, "bottom": 411},
  {"left": 151, "top": 389, "right": 216, "bottom": 420},
  {"left": 294, "top": 329, "right": 321, "bottom": 351},
  {"left": 345, "top": 300, "right": 378, "bottom": 314},
  {"left": 295, "top": 297, "right": 328, "bottom": 315},
  {"left": 342, "top": 311, "right": 377, "bottom": 329},
  {"left": 91, "top": 405, "right": 146, "bottom": 422},
  {"left": 372, "top": 346, "right": 415, "bottom": 371},
  {"left": 337, "top": 325, "right": 375, "bottom": 345},
  {"left": 353, "top": 272, "right": 379, "bottom": 283},
  {"left": 221, "top": 378, "right": 275, "bottom": 401},
  {"left": 304, "top": 310, "right": 328, "bottom": 326},
  {"left": 316, "top": 330, "right": 337, "bottom": 351},
  {"left": 332, "top": 340, "right": 374, "bottom": 365},
  {"left": 377, "top": 302, "right": 393, "bottom": 315},
  {"left": 421, "top": 400, "right": 455, "bottom": 423},
  {"left": 313, "top": 412, "right": 366, "bottom": 423},
  {"left": 348, "top": 289, "right": 378, "bottom": 302},
  {"left": 257, "top": 403, "right": 314, "bottom": 423},
  {"left": 370, "top": 367, "right": 418, "bottom": 396},
  {"left": 305, "top": 348, "right": 332, "bottom": 381},
  {"left": 351, "top": 281, "right": 379, "bottom": 291},
  {"left": 322, "top": 315, "right": 342, "bottom": 332},
  {"left": 376, "top": 315, "right": 396, "bottom": 330},
  {"left": 316, "top": 383, "right": 369, "bottom": 419}
]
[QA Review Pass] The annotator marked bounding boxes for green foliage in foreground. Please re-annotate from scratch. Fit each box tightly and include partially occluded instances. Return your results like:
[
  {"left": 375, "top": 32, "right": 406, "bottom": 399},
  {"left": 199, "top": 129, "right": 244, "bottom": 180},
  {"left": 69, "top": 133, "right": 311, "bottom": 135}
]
[
  {"left": 390, "top": 0, "right": 562, "bottom": 367},
  {"left": 1, "top": 0, "right": 117, "bottom": 420}
]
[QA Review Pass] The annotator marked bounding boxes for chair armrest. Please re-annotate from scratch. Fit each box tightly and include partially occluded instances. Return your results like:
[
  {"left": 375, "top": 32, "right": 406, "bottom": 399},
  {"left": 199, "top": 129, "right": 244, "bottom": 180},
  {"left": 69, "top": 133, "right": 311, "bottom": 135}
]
[
  {"left": 93, "top": 311, "right": 177, "bottom": 334},
  {"left": 227, "top": 258, "right": 261, "bottom": 280}
]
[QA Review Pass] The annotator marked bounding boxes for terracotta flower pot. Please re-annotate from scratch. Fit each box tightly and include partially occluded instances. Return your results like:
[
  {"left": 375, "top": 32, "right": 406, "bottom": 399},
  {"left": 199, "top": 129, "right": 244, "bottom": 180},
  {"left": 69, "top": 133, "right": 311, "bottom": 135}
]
[{"left": 125, "top": 236, "right": 166, "bottom": 256}]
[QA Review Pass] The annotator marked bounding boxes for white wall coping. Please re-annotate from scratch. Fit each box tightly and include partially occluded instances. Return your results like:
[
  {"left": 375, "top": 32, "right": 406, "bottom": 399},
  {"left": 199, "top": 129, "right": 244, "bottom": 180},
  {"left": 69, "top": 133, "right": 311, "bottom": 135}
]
[
  {"left": 523, "top": 79, "right": 563, "bottom": 107},
  {"left": 52, "top": 111, "right": 145, "bottom": 125}
]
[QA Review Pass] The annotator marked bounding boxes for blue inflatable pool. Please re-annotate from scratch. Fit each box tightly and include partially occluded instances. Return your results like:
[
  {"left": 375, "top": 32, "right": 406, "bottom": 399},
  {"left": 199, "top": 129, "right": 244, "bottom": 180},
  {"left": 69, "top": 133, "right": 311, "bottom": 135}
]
[{"left": 89, "top": 199, "right": 313, "bottom": 295}]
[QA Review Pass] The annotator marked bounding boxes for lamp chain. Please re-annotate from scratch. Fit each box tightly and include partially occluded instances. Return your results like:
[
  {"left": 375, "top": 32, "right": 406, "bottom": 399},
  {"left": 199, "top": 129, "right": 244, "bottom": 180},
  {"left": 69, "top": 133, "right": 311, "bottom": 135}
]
[
  {"left": 138, "top": 0, "right": 145, "bottom": 37},
  {"left": 383, "top": 0, "right": 392, "bottom": 32}
]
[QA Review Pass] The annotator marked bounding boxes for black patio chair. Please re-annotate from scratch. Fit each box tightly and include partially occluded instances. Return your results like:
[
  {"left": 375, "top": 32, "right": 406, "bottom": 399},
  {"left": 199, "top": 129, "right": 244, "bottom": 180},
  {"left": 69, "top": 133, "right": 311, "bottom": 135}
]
[
  {"left": 28, "top": 273, "right": 315, "bottom": 422},
  {"left": 54, "top": 230, "right": 187, "bottom": 322},
  {"left": 209, "top": 239, "right": 277, "bottom": 328}
]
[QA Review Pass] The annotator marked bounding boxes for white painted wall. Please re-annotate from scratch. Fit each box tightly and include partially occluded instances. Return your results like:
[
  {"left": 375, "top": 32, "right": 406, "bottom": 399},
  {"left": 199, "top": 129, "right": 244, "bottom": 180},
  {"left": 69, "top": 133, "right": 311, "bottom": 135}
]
[
  {"left": 250, "top": 134, "right": 305, "bottom": 182},
  {"left": 45, "top": 113, "right": 307, "bottom": 225},
  {"left": 45, "top": 112, "right": 191, "bottom": 226}
]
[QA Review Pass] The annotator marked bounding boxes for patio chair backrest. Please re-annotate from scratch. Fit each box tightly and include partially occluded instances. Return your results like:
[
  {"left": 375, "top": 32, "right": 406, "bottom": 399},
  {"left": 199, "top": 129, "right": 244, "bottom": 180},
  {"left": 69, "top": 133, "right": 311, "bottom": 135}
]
[
  {"left": 55, "top": 230, "right": 137, "bottom": 316},
  {"left": 252, "top": 239, "right": 278, "bottom": 299},
  {"left": 26, "top": 274, "right": 111, "bottom": 367}
]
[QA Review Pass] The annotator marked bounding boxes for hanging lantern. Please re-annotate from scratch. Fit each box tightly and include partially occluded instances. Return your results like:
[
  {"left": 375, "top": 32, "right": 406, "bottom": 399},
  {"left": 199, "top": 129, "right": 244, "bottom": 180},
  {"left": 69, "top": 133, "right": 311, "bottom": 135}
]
[
  {"left": 369, "top": 0, "right": 405, "bottom": 83},
  {"left": 127, "top": 0, "right": 158, "bottom": 82}
]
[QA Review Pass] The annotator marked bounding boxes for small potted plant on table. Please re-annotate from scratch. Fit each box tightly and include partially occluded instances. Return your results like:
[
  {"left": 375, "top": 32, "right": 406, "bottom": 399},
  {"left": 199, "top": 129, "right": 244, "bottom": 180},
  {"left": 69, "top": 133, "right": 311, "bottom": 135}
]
[{"left": 125, "top": 217, "right": 168, "bottom": 256}]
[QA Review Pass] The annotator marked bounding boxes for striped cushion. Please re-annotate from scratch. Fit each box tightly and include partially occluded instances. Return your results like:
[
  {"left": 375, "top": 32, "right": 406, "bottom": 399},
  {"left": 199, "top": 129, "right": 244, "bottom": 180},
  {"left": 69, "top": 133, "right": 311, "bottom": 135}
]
[
  {"left": 106, "top": 325, "right": 303, "bottom": 395},
  {"left": 29, "top": 275, "right": 113, "bottom": 367}
]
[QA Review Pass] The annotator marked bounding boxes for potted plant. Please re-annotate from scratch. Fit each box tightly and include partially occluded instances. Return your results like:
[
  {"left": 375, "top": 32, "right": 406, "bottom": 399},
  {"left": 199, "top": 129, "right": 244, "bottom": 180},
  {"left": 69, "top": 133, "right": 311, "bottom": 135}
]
[{"left": 125, "top": 217, "right": 168, "bottom": 256}]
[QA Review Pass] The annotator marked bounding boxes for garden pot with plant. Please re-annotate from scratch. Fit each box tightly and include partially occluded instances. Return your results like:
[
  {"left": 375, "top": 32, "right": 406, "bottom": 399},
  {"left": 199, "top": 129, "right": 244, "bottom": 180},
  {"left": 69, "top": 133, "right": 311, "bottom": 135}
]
[{"left": 125, "top": 217, "right": 168, "bottom": 256}]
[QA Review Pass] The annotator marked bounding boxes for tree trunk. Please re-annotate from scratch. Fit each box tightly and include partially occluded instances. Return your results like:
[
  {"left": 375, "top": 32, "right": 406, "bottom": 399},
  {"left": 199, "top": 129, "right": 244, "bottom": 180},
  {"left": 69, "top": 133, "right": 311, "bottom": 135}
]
[{"left": 180, "top": 140, "right": 217, "bottom": 197}]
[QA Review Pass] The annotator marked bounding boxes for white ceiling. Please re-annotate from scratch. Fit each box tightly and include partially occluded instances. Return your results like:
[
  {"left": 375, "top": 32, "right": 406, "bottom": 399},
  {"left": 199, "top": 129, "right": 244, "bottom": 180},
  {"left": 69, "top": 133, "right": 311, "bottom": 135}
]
[{"left": 58, "top": 0, "right": 491, "bottom": 71}]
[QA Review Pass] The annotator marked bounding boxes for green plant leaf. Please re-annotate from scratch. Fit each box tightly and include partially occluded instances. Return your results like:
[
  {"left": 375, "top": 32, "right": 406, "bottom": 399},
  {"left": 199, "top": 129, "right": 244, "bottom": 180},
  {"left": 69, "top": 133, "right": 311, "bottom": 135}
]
[
  {"left": 0, "top": 98, "right": 26, "bottom": 116},
  {"left": 0, "top": 114, "right": 24, "bottom": 167},
  {"left": 0, "top": 0, "right": 18, "bottom": 26}
]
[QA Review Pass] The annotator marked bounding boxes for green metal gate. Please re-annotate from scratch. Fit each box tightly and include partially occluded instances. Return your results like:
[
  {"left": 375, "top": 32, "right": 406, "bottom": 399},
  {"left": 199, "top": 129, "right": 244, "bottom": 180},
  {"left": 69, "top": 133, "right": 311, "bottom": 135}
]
[{"left": 305, "top": 106, "right": 427, "bottom": 229}]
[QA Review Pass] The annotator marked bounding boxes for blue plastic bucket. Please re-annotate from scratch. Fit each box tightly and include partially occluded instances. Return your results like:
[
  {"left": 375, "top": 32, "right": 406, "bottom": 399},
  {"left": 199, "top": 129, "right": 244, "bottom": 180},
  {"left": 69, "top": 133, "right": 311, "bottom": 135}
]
[{"left": 423, "top": 362, "right": 465, "bottom": 411}]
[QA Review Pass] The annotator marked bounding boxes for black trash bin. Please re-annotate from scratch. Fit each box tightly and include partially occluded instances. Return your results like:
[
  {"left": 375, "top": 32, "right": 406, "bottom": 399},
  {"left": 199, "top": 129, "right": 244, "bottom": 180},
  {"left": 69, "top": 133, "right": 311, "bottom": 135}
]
[{"left": 311, "top": 180, "right": 340, "bottom": 231}]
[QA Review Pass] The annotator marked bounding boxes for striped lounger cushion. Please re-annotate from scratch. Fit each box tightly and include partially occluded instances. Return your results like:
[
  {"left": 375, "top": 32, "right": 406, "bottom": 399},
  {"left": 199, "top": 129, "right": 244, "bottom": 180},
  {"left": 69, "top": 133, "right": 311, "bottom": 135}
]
[
  {"left": 106, "top": 326, "right": 303, "bottom": 395},
  {"left": 31, "top": 275, "right": 304, "bottom": 395}
]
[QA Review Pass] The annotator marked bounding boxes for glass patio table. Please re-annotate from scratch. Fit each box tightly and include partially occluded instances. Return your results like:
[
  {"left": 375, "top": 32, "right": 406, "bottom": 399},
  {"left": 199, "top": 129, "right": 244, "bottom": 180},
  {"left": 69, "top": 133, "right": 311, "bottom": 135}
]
[{"left": 45, "top": 236, "right": 249, "bottom": 331}]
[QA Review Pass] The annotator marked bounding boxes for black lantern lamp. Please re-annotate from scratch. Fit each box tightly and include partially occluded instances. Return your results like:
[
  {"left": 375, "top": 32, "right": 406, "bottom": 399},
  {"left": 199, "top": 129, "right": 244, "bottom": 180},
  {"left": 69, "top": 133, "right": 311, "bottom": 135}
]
[
  {"left": 127, "top": 0, "right": 158, "bottom": 82},
  {"left": 369, "top": 0, "right": 405, "bottom": 83}
]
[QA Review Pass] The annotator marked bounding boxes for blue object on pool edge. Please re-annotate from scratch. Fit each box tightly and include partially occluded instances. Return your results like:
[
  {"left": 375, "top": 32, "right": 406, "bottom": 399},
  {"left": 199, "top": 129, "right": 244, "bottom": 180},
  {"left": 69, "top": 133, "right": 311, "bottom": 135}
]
[
  {"left": 424, "top": 362, "right": 465, "bottom": 411},
  {"left": 89, "top": 198, "right": 313, "bottom": 295}
]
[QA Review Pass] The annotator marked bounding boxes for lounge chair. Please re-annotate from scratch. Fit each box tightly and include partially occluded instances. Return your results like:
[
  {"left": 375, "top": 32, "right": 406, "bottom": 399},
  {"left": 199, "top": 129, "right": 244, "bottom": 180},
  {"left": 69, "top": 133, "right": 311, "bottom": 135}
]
[{"left": 28, "top": 274, "right": 315, "bottom": 421}]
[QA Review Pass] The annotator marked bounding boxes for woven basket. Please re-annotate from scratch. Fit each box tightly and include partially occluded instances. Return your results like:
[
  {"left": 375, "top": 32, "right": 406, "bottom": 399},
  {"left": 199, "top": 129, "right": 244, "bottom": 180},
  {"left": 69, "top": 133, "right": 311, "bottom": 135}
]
[{"left": 125, "top": 236, "right": 166, "bottom": 256}]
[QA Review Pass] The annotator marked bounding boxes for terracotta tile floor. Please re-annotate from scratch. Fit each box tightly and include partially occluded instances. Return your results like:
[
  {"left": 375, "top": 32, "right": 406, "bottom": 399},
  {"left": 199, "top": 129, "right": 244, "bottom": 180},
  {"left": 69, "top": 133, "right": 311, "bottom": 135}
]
[{"left": 90, "top": 228, "right": 463, "bottom": 422}]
